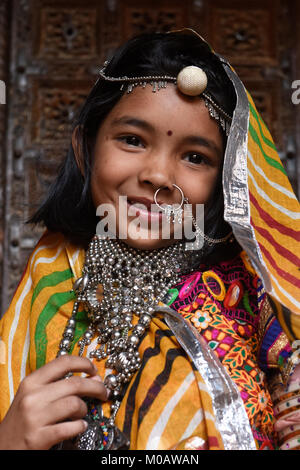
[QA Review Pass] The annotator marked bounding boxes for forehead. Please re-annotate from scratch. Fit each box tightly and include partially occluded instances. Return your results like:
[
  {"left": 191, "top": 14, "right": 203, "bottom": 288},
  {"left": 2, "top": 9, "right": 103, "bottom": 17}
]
[{"left": 102, "top": 84, "right": 223, "bottom": 141}]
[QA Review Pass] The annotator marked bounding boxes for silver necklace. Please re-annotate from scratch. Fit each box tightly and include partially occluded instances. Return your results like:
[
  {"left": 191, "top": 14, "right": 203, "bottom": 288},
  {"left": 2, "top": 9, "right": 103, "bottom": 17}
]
[{"left": 57, "top": 235, "right": 187, "bottom": 450}]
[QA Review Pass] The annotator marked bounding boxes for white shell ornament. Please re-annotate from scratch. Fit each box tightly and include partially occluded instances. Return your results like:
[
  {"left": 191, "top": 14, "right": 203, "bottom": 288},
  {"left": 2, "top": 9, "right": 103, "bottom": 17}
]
[{"left": 177, "top": 66, "right": 208, "bottom": 96}]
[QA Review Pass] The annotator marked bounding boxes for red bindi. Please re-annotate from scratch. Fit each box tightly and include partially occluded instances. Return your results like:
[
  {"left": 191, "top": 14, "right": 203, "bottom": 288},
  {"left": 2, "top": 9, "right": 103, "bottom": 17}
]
[{"left": 167, "top": 130, "right": 173, "bottom": 136}]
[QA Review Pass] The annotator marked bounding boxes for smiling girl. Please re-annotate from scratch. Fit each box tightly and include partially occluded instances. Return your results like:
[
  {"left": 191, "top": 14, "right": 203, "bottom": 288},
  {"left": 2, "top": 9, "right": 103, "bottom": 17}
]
[{"left": 0, "top": 30, "right": 299, "bottom": 451}]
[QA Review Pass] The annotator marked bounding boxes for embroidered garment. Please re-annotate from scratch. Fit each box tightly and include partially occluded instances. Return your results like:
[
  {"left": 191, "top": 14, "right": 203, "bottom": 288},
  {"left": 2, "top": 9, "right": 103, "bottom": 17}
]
[{"left": 168, "top": 253, "right": 292, "bottom": 449}]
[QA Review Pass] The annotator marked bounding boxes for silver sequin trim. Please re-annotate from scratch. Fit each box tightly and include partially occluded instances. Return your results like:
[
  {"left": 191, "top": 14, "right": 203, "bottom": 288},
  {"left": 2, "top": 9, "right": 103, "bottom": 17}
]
[{"left": 156, "top": 305, "right": 257, "bottom": 450}]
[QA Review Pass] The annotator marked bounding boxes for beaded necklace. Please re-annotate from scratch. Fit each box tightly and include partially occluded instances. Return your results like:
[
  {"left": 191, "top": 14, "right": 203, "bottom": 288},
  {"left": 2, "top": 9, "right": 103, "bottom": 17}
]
[{"left": 56, "top": 235, "right": 188, "bottom": 450}]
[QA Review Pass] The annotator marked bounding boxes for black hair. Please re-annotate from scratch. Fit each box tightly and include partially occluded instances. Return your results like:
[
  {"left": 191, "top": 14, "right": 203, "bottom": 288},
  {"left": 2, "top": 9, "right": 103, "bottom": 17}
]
[{"left": 26, "top": 31, "right": 241, "bottom": 267}]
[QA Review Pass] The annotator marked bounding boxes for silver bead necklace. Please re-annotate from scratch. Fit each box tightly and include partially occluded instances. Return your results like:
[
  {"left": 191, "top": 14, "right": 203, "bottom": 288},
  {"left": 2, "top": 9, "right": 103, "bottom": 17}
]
[{"left": 57, "top": 235, "right": 187, "bottom": 450}]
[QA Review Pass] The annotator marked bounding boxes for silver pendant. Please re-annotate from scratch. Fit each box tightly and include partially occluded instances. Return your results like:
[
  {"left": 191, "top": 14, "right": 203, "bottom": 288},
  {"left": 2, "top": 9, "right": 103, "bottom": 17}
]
[{"left": 73, "top": 401, "right": 130, "bottom": 450}]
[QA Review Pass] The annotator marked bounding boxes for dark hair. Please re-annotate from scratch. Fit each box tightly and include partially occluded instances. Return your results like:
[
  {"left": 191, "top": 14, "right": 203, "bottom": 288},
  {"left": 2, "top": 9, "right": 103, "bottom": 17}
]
[{"left": 26, "top": 31, "right": 241, "bottom": 267}]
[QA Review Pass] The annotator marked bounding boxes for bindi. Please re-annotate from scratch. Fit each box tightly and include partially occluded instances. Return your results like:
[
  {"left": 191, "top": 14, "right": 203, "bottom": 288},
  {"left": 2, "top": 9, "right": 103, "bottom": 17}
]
[{"left": 167, "top": 130, "right": 173, "bottom": 136}]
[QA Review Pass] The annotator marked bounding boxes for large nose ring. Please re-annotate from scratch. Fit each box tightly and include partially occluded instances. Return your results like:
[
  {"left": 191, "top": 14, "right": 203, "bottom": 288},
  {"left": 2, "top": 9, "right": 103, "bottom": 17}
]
[{"left": 154, "top": 184, "right": 187, "bottom": 223}]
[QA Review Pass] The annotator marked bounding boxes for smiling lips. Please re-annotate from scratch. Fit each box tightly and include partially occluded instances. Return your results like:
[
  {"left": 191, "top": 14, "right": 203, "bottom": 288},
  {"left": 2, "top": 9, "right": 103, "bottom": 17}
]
[{"left": 127, "top": 196, "right": 163, "bottom": 221}]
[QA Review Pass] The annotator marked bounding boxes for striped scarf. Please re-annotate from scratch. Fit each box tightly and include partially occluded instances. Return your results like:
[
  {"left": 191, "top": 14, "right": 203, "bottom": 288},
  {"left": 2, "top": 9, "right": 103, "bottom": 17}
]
[{"left": 245, "top": 92, "right": 300, "bottom": 340}]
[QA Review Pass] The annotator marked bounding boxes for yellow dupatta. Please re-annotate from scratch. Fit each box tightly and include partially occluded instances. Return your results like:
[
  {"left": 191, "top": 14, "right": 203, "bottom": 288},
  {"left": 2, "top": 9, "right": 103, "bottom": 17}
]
[{"left": 0, "top": 229, "right": 224, "bottom": 450}]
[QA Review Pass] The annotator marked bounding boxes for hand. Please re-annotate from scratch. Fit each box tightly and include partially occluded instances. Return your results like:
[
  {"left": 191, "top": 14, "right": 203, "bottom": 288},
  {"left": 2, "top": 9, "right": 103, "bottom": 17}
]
[
  {"left": 274, "top": 411, "right": 300, "bottom": 432},
  {"left": 0, "top": 355, "right": 109, "bottom": 450},
  {"left": 274, "top": 365, "right": 300, "bottom": 434}
]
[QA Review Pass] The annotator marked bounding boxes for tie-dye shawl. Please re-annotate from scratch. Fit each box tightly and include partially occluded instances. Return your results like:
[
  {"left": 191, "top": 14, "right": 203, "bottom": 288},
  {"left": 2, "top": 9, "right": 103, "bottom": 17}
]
[{"left": 0, "top": 230, "right": 225, "bottom": 450}]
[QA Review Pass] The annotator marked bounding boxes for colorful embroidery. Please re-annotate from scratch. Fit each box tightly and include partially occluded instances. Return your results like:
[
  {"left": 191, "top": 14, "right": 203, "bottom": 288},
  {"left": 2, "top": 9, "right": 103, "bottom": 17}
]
[
  {"left": 202, "top": 270, "right": 226, "bottom": 301},
  {"left": 179, "top": 273, "right": 201, "bottom": 300},
  {"left": 169, "top": 251, "right": 292, "bottom": 449},
  {"left": 223, "top": 280, "right": 243, "bottom": 308},
  {"left": 191, "top": 310, "right": 212, "bottom": 330}
]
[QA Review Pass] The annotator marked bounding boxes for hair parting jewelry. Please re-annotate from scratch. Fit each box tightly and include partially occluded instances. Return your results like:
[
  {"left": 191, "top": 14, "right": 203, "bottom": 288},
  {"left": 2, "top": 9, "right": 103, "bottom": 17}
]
[{"left": 98, "top": 62, "right": 232, "bottom": 136}]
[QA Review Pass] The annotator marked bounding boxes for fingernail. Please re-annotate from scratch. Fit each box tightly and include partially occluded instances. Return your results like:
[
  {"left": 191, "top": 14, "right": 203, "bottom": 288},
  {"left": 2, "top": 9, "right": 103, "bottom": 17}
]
[{"left": 91, "top": 374, "right": 103, "bottom": 383}]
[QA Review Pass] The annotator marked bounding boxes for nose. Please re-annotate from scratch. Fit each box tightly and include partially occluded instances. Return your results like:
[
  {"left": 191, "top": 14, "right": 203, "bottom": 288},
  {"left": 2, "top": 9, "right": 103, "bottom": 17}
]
[{"left": 137, "top": 151, "right": 174, "bottom": 193}]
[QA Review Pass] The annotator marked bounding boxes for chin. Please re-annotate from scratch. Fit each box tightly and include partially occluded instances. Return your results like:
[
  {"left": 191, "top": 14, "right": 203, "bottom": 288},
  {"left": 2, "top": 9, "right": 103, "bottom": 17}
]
[{"left": 121, "top": 236, "right": 177, "bottom": 251}]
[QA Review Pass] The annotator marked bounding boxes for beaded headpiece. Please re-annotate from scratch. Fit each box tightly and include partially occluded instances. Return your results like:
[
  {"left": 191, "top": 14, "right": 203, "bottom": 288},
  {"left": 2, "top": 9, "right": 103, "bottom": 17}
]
[{"left": 98, "top": 63, "right": 232, "bottom": 136}]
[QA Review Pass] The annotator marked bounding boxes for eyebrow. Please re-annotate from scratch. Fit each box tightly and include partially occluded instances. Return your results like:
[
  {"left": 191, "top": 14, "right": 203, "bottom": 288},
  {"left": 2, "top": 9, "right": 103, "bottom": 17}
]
[
  {"left": 111, "top": 116, "right": 154, "bottom": 133},
  {"left": 182, "top": 135, "right": 223, "bottom": 160},
  {"left": 111, "top": 115, "right": 223, "bottom": 159}
]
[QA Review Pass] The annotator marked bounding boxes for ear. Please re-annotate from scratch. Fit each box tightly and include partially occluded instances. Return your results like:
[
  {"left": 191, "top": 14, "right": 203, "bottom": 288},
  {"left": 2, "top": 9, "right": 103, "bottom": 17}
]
[{"left": 72, "top": 125, "right": 85, "bottom": 177}]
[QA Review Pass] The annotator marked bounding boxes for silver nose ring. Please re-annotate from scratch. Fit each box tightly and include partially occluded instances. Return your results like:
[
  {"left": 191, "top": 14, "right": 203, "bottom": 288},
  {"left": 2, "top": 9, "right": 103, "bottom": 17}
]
[{"left": 154, "top": 184, "right": 187, "bottom": 223}]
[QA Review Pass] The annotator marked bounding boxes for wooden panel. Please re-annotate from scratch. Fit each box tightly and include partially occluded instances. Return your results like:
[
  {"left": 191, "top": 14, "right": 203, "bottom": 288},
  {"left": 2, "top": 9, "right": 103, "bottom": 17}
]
[
  {"left": 0, "top": 0, "right": 299, "bottom": 316},
  {"left": 31, "top": 79, "right": 91, "bottom": 144},
  {"left": 207, "top": 0, "right": 278, "bottom": 65},
  {"left": 35, "top": 4, "right": 99, "bottom": 59},
  {"left": 121, "top": 0, "right": 189, "bottom": 38},
  {"left": 0, "top": 0, "right": 107, "bottom": 313}
]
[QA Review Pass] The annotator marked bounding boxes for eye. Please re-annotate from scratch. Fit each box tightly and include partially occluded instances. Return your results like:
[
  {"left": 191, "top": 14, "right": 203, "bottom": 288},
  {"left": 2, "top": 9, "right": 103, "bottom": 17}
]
[
  {"left": 183, "top": 152, "right": 209, "bottom": 165},
  {"left": 117, "top": 135, "right": 144, "bottom": 148}
]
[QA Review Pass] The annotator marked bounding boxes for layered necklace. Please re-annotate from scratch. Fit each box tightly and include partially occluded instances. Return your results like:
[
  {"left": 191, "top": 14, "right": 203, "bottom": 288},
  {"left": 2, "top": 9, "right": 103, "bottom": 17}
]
[{"left": 57, "top": 235, "right": 188, "bottom": 450}]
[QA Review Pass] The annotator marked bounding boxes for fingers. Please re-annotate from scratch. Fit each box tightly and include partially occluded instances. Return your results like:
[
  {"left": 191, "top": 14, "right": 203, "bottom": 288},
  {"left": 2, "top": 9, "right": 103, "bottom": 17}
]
[
  {"left": 275, "top": 411, "right": 300, "bottom": 432},
  {"left": 26, "top": 420, "right": 88, "bottom": 450},
  {"left": 47, "top": 395, "right": 88, "bottom": 423},
  {"left": 275, "top": 418, "right": 290, "bottom": 432},
  {"left": 47, "top": 419, "right": 88, "bottom": 449},
  {"left": 24, "top": 355, "right": 98, "bottom": 386},
  {"left": 43, "top": 374, "right": 109, "bottom": 404}
]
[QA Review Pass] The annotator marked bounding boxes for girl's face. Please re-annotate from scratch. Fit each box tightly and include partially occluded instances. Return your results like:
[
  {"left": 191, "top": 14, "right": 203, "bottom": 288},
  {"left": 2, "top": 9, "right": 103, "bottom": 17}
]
[{"left": 90, "top": 84, "right": 223, "bottom": 250}]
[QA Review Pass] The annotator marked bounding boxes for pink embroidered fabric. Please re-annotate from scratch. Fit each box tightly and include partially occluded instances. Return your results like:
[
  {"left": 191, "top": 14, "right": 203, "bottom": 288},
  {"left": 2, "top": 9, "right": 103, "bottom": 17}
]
[{"left": 168, "top": 251, "right": 292, "bottom": 449}]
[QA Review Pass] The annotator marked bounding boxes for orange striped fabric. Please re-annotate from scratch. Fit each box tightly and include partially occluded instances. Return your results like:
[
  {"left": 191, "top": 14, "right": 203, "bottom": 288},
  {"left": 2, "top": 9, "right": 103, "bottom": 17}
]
[
  {"left": 0, "top": 229, "right": 223, "bottom": 450},
  {"left": 246, "top": 93, "right": 300, "bottom": 341}
]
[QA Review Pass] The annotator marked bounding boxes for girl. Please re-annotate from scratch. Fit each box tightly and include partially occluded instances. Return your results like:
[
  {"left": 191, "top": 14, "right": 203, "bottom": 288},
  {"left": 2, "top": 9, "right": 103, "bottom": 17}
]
[{"left": 0, "top": 29, "right": 299, "bottom": 451}]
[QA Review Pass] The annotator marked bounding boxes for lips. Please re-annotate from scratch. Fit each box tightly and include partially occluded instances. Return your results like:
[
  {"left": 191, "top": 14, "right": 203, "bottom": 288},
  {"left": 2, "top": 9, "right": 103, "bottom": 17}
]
[{"left": 127, "top": 196, "right": 162, "bottom": 212}]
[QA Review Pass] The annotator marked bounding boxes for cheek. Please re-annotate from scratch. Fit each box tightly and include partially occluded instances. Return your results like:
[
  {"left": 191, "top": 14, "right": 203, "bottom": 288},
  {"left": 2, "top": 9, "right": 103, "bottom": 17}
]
[
  {"left": 185, "top": 170, "right": 220, "bottom": 205},
  {"left": 90, "top": 144, "right": 131, "bottom": 205},
  {"left": 90, "top": 149, "right": 114, "bottom": 205}
]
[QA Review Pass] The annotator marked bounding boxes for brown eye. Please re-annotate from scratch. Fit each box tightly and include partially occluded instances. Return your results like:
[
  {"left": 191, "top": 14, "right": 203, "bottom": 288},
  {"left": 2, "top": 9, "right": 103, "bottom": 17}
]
[
  {"left": 118, "top": 135, "right": 144, "bottom": 147},
  {"left": 184, "top": 152, "right": 208, "bottom": 165}
]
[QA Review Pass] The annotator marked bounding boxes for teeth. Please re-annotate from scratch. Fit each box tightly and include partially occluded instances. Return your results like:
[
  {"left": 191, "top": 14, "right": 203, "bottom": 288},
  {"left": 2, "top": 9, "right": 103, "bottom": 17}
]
[
  {"left": 127, "top": 199, "right": 161, "bottom": 213},
  {"left": 130, "top": 201, "right": 149, "bottom": 210}
]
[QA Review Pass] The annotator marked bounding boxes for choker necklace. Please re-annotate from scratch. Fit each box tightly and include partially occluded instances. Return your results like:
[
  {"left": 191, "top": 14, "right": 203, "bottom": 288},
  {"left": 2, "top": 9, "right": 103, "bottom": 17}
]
[{"left": 57, "top": 235, "right": 187, "bottom": 450}]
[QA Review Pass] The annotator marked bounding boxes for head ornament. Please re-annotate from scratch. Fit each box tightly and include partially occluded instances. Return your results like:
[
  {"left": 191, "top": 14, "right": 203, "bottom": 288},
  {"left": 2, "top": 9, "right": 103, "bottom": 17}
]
[{"left": 98, "top": 63, "right": 232, "bottom": 136}]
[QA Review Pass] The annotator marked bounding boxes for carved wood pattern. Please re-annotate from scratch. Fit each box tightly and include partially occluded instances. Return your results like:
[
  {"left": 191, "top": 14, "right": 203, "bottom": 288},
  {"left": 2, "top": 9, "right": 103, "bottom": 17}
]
[
  {"left": 208, "top": 3, "right": 277, "bottom": 64},
  {"left": 122, "top": 2, "right": 188, "bottom": 37},
  {"left": 0, "top": 0, "right": 299, "bottom": 315},
  {"left": 36, "top": 7, "right": 99, "bottom": 59},
  {"left": 31, "top": 80, "right": 91, "bottom": 144}
]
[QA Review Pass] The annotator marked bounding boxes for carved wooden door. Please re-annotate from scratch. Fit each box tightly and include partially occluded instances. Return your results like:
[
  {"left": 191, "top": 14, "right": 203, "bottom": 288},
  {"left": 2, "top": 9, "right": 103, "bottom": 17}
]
[{"left": 1, "top": 0, "right": 299, "bottom": 314}]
